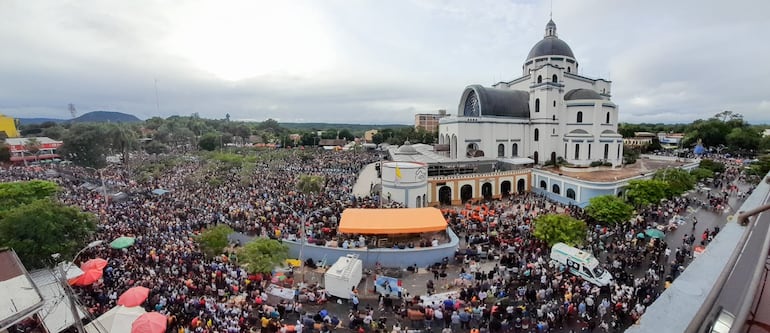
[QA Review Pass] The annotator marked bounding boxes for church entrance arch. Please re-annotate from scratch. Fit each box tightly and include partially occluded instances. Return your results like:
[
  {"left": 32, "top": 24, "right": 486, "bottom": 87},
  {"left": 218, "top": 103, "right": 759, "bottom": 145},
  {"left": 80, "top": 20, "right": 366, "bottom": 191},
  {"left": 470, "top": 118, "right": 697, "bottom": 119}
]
[
  {"left": 460, "top": 185, "right": 473, "bottom": 204},
  {"left": 481, "top": 182, "right": 493, "bottom": 200},
  {"left": 517, "top": 179, "right": 526, "bottom": 194},
  {"left": 438, "top": 186, "right": 452, "bottom": 205},
  {"left": 501, "top": 181, "right": 512, "bottom": 197}
]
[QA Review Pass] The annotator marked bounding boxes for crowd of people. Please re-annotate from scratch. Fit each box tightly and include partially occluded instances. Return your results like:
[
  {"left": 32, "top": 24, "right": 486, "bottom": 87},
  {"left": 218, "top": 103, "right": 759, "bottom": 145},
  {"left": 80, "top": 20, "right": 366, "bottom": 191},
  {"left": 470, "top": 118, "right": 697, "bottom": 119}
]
[{"left": 1, "top": 149, "right": 756, "bottom": 333}]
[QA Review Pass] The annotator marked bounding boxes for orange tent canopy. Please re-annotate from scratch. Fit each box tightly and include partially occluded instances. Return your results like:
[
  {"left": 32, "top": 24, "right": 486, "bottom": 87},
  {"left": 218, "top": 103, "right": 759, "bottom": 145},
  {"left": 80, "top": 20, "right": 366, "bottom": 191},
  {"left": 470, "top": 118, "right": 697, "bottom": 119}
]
[{"left": 338, "top": 208, "right": 447, "bottom": 234}]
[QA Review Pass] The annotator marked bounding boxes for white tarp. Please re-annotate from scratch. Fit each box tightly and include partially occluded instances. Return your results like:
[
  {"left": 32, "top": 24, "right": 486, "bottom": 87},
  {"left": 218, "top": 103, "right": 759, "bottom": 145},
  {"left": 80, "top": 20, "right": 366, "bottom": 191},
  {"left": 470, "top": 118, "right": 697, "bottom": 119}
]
[
  {"left": 84, "top": 306, "right": 146, "bottom": 333},
  {"left": 266, "top": 284, "right": 295, "bottom": 300}
]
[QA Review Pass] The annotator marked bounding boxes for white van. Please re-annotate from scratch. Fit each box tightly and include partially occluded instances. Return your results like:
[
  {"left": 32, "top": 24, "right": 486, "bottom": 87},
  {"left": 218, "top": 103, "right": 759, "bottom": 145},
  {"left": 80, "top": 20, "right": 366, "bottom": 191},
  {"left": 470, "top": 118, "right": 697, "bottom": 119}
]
[{"left": 550, "top": 243, "right": 613, "bottom": 286}]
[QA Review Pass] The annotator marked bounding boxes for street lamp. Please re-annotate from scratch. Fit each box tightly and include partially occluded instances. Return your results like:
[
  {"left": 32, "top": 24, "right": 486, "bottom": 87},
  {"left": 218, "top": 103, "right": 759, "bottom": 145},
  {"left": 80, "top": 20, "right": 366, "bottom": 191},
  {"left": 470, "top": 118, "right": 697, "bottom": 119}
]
[
  {"left": 53, "top": 240, "right": 104, "bottom": 333},
  {"left": 280, "top": 203, "right": 327, "bottom": 286}
]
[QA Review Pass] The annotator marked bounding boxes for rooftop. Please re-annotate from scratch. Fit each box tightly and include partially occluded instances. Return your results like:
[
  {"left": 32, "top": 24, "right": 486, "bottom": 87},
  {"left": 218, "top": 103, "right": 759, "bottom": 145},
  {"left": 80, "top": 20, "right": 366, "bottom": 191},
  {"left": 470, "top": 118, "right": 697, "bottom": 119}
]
[{"left": 538, "top": 157, "right": 690, "bottom": 182}]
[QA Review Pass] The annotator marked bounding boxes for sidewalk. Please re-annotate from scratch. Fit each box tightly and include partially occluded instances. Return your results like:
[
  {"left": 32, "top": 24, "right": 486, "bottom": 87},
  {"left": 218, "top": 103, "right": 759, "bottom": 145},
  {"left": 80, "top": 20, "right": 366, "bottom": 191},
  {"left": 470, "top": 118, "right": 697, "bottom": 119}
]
[{"left": 352, "top": 162, "right": 379, "bottom": 198}]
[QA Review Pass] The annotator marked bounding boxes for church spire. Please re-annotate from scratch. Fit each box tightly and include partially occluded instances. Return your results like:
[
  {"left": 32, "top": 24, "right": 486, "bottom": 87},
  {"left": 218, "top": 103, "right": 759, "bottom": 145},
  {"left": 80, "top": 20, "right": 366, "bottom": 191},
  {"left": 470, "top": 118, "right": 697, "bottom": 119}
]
[{"left": 545, "top": 19, "right": 557, "bottom": 38}]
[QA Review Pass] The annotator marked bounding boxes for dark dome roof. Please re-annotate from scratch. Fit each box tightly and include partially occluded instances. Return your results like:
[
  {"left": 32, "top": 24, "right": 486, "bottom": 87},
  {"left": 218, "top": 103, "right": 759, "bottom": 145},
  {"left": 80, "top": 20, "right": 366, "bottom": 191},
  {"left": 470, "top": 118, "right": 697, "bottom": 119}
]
[
  {"left": 527, "top": 37, "right": 575, "bottom": 60},
  {"left": 463, "top": 85, "right": 530, "bottom": 118},
  {"left": 564, "top": 88, "right": 602, "bottom": 100}
]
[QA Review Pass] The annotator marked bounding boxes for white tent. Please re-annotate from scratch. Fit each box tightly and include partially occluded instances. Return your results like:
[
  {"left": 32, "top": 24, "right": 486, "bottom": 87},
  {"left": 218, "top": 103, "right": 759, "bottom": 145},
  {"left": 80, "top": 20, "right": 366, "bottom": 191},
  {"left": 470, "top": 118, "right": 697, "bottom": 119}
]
[{"left": 84, "top": 306, "right": 146, "bottom": 333}]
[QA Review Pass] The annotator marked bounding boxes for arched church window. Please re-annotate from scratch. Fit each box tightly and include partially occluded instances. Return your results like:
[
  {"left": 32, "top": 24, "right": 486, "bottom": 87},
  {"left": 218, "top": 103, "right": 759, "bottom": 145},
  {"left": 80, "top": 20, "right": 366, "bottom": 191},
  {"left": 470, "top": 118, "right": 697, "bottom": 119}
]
[
  {"left": 552, "top": 115, "right": 556, "bottom": 121},
  {"left": 553, "top": 100, "right": 556, "bottom": 107},
  {"left": 534, "top": 129, "right": 539, "bottom": 142},
  {"left": 568, "top": 67, "right": 571, "bottom": 73},
  {"left": 604, "top": 144, "right": 609, "bottom": 159},
  {"left": 574, "top": 144, "right": 580, "bottom": 159},
  {"left": 577, "top": 111, "right": 583, "bottom": 123},
  {"left": 535, "top": 98, "right": 540, "bottom": 113},
  {"left": 497, "top": 144, "right": 505, "bottom": 157},
  {"left": 606, "top": 112, "right": 611, "bottom": 124},
  {"left": 537, "top": 75, "right": 542, "bottom": 83},
  {"left": 511, "top": 143, "right": 518, "bottom": 157},
  {"left": 552, "top": 74, "right": 558, "bottom": 83}
]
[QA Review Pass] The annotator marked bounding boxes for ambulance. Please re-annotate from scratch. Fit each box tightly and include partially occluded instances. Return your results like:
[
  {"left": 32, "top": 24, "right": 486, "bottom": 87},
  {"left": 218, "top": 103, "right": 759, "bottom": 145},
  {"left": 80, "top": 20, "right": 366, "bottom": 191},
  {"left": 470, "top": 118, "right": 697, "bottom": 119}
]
[{"left": 550, "top": 243, "right": 613, "bottom": 286}]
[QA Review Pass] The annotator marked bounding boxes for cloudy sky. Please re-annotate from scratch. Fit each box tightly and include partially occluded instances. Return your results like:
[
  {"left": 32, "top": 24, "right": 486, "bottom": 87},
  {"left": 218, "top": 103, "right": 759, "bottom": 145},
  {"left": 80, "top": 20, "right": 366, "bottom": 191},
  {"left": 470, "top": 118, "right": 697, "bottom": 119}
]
[{"left": 1, "top": 0, "right": 768, "bottom": 124}]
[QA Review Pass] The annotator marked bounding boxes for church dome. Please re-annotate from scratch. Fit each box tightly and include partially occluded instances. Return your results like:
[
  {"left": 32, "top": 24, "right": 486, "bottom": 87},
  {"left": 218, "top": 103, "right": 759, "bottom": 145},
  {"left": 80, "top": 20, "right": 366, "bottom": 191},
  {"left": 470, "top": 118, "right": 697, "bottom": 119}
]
[
  {"left": 564, "top": 88, "right": 602, "bottom": 100},
  {"left": 526, "top": 19, "right": 575, "bottom": 61},
  {"left": 396, "top": 142, "right": 419, "bottom": 155}
]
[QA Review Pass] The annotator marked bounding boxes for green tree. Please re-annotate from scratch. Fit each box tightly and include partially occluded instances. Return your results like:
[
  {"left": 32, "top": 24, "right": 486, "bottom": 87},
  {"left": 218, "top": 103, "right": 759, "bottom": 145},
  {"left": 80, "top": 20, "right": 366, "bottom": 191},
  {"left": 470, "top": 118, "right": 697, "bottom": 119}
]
[
  {"left": 748, "top": 155, "right": 770, "bottom": 177},
  {"left": 108, "top": 124, "right": 138, "bottom": 164},
  {"left": 196, "top": 225, "right": 234, "bottom": 258},
  {"left": 690, "top": 167, "right": 714, "bottom": 180},
  {"left": 199, "top": 132, "right": 221, "bottom": 151},
  {"left": 653, "top": 168, "right": 695, "bottom": 196},
  {"left": 59, "top": 123, "right": 110, "bottom": 168},
  {"left": 699, "top": 159, "right": 725, "bottom": 174},
  {"left": 760, "top": 135, "right": 770, "bottom": 153},
  {"left": 237, "top": 238, "right": 289, "bottom": 274},
  {"left": 41, "top": 125, "right": 67, "bottom": 140},
  {"left": 725, "top": 127, "right": 760, "bottom": 152},
  {"left": 624, "top": 179, "right": 669, "bottom": 207},
  {"left": 585, "top": 195, "right": 634, "bottom": 226},
  {"left": 0, "top": 144, "right": 10, "bottom": 162},
  {"left": 0, "top": 180, "right": 59, "bottom": 213},
  {"left": 533, "top": 214, "right": 587, "bottom": 247},
  {"left": 0, "top": 199, "right": 97, "bottom": 269},
  {"left": 296, "top": 174, "right": 325, "bottom": 194},
  {"left": 143, "top": 140, "right": 169, "bottom": 154}
]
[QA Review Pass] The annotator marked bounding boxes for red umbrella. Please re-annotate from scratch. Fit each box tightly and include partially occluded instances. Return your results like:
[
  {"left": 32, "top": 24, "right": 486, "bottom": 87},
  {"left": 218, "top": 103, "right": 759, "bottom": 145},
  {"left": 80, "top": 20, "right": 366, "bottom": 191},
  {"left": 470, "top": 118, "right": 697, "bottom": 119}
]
[
  {"left": 68, "top": 268, "right": 103, "bottom": 286},
  {"left": 81, "top": 258, "right": 108, "bottom": 271},
  {"left": 131, "top": 312, "right": 167, "bottom": 333},
  {"left": 118, "top": 286, "right": 151, "bottom": 307}
]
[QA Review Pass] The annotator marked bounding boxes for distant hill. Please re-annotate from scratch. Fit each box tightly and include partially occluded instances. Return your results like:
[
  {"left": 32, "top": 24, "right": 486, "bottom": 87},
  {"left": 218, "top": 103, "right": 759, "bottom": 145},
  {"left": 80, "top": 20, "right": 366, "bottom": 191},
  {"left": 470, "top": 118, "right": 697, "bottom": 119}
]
[
  {"left": 71, "top": 111, "right": 141, "bottom": 123},
  {"left": 17, "top": 111, "right": 141, "bottom": 125}
]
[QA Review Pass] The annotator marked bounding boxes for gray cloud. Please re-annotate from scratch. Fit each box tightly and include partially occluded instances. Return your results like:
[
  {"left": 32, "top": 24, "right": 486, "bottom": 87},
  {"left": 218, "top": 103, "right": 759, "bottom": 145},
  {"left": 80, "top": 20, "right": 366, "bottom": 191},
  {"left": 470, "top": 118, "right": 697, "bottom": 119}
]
[{"left": 1, "top": 0, "right": 768, "bottom": 125}]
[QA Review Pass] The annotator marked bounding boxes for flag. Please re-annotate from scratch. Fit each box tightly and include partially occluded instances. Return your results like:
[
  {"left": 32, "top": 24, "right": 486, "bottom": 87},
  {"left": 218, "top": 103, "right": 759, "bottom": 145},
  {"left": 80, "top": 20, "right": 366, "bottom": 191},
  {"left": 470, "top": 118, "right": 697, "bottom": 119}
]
[{"left": 395, "top": 164, "right": 402, "bottom": 180}]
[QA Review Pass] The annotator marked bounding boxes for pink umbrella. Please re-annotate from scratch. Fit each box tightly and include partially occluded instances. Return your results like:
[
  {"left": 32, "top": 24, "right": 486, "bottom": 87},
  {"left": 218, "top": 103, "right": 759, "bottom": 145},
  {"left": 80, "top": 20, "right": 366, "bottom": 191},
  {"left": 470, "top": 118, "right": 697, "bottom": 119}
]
[
  {"left": 68, "top": 269, "right": 104, "bottom": 286},
  {"left": 118, "top": 286, "right": 151, "bottom": 307},
  {"left": 131, "top": 312, "right": 167, "bottom": 333},
  {"left": 81, "top": 258, "right": 108, "bottom": 271}
]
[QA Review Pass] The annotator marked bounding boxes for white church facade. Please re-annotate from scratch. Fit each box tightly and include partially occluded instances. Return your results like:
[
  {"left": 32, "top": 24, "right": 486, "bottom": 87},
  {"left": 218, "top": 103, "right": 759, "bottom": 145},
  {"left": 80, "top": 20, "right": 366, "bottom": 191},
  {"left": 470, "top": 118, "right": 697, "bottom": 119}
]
[{"left": 438, "top": 20, "right": 624, "bottom": 167}]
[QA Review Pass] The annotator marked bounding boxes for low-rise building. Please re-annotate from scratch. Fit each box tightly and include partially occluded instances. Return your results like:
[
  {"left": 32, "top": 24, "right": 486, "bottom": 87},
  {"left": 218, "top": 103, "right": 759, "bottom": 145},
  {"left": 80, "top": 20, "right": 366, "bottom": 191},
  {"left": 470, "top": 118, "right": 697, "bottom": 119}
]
[
  {"left": 415, "top": 110, "right": 447, "bottom": 132},
  {"left": 5, "top": 137, "right": 63, "bottom": 163},
  {"left": 623, "top": 132, "right": 656, "bottom": 147}
]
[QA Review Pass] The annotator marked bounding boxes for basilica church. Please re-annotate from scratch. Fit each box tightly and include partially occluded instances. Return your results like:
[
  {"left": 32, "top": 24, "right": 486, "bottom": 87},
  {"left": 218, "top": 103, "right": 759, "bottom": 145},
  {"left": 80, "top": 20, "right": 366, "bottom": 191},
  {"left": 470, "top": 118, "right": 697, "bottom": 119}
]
[{"left": 438, "top": 19, "right": 624, "bottom": 167}]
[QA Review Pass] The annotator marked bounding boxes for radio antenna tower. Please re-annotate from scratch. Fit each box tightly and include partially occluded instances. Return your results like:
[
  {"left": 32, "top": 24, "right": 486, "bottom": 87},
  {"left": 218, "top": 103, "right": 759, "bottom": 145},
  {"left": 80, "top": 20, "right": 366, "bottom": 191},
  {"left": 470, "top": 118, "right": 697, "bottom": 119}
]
[{"left": 68, "top": 103, "right": 78, "bottom": 118}]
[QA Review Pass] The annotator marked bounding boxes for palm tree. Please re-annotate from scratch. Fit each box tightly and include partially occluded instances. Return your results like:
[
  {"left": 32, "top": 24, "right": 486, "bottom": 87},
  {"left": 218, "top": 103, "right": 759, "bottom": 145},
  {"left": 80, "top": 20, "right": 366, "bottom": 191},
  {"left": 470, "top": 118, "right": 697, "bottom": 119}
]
[{"left": 108, "top": 124, "right": 137, "bottom": 165}]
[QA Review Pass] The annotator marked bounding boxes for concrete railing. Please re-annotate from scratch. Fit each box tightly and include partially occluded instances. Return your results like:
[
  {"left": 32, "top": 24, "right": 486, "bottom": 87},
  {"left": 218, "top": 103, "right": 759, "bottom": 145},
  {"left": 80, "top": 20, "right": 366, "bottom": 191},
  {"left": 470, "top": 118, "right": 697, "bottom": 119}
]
[
  {"left": 627, "top": 172, "right": 770, "bottom": 333},
  {"left": 283, "top": 227, "right": 460, "bottom": 269}
]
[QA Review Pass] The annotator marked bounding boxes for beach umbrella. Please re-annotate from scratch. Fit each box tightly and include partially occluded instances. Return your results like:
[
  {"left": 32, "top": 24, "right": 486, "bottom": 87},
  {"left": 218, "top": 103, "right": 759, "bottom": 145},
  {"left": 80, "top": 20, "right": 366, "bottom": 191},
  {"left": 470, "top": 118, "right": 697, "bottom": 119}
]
[
  {"left": 131, "top": 312, "right": 167, "bottom": 333},
  {"left": 118, "top": 286, "right": 151, "bottom": 307},
  {"left": 645, "top": 229, "right": 666, "bottom": 239},
  {"left": 110, "top": 236, "right": 136, "bottom": 249},
  {"left": 81, "top": 258, "right": 108, "bottom": 271},
  {"left": 636, "top": 233, "right": 645, "bottom": 239},
  {"left": 69, "top": 268, "right": 103, "bottom": 286}
]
